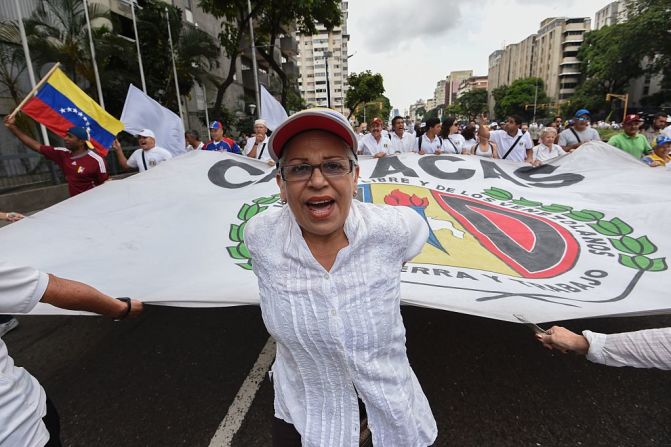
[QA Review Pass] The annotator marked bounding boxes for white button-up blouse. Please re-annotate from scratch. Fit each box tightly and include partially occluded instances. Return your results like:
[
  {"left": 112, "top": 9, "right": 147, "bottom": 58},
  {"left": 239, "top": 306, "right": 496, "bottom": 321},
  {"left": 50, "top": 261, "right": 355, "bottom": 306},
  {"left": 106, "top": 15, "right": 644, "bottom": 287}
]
[{"left": 246, "top": 200, "right": 437, "bottom": 446}]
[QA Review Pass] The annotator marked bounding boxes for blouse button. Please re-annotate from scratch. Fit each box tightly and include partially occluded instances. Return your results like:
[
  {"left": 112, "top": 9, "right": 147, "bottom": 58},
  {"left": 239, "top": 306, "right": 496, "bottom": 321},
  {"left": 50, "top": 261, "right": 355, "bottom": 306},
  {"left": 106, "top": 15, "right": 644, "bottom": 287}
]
[
  {"left": 331, "top": 309, "right": 337, "bottom": 316},
  {"left": 323, "top": 273, "right": 330, "bottom": 280}
]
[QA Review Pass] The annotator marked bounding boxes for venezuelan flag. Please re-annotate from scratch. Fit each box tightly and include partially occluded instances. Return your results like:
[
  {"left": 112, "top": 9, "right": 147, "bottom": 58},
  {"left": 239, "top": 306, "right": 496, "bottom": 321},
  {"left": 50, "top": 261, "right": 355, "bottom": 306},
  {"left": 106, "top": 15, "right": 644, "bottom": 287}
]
[{"left": 22, "top": 68, "right": 124, "bottom": 155}]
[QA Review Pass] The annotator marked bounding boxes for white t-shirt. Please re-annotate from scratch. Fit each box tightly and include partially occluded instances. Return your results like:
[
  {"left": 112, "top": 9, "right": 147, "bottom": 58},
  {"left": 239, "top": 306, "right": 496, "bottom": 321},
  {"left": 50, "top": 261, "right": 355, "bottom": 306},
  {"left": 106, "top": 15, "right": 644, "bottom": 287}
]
[
  {"left": 532, "top": 143, "right": 567, "bottom": 162},
  {"left": 0, "top": 263, "right": 50, "bottom": 447},
  {"left": 186, "top": 142, "right": 204, "bottom": 151},
  {"left": 463, "top": 138, "right": 477, "bottom": 153},
  {"left": 489, "top": 129, "right": 533, "bottom": 162},
  {"left": 388, "top": 132, "right": 415, "bottom": 153},
  {"left": 243, "top": 136, "right": 271, "bottom": 161},
  {"left": 558, "top": 127, "right": 601, "bottom": 147},
  {"left": 442, "top": 134, "right": 466, "bottom": 154},
  {"left": 358, "top": 133, "right": 392, "bottom": 156},
  {"left": 127, "top": 146, "right": 173, "bottom": 172},
  {"left": 412, "top": 134, "right": 443, "bottom": 154}
]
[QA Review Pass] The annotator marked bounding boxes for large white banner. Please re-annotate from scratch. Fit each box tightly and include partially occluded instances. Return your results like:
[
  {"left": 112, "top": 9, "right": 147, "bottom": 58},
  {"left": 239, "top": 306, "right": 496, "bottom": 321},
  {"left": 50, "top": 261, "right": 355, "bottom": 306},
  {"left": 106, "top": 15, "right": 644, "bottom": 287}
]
[{"left": 1, "top": 142, "right": 669, "bottom": 322}]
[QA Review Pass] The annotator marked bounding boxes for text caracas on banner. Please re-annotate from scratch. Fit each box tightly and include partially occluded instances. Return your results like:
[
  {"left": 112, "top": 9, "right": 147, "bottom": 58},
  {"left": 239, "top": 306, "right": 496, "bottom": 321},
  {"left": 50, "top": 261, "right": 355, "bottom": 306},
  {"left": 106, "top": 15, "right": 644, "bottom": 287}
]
[
  {"left": 0, "top": 142, "right": 668, "bottom": 323},
  {"left": 21, "top": 68, "right": 124, "bottom": 155}
]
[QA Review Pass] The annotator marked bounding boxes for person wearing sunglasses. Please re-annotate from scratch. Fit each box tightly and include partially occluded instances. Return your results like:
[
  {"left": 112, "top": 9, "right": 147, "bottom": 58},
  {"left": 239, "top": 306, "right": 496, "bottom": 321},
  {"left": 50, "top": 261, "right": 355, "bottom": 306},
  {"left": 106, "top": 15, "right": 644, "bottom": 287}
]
[
  {"left": 558, "top": 109, "right": 600, "bottom": 153},
  {"left": 244, "top": 109, "right": 437, "bottom": 447}
]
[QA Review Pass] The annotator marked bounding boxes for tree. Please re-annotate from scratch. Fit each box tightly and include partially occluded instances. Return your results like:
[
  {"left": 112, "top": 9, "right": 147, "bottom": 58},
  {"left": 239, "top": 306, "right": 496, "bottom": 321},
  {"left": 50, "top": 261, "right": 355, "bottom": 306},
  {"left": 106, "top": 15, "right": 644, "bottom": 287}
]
[
  {"left": 344, "top": 71, "right": 384, "bottom": 119},
  {"left": 457, "top": 89, "right": 487, "bottom": 121},
  {"left": 254, "top": 0, "right": 341, "bottom": 107},
  {"left": 351, "top": 95, "right": 390, "bottom": 124},
  {"left": 491, "top": 77, "right": 550, "bottom": 121},
  {"left": 198, "top": 0, "right": 263, "bottom": 118}
]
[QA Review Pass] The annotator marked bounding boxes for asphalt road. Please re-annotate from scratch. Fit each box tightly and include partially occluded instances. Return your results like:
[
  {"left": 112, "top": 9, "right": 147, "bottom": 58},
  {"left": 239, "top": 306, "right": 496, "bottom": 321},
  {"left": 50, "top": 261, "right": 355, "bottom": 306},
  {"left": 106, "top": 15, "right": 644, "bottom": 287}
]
[{"left": 6, "top": 306, "right": 671, "bottom": 447}]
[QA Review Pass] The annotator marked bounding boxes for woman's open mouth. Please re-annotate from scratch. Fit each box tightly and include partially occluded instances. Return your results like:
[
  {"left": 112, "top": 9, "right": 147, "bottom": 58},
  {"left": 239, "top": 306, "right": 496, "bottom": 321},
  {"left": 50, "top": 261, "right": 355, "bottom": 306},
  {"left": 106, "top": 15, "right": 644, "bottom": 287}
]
[{"left": 305, "top": 197, "right": 336, "bottom": 220}]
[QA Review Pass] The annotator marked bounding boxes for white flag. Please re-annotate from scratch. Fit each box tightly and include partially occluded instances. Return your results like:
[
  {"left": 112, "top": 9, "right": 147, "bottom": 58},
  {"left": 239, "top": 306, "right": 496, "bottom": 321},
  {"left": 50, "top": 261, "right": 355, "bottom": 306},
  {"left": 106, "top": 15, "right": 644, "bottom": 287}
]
[
  {"left": 120, "top": 84, "right": 186, "bottom": 155},
  {"left": 260, "top": 85, "right": 288, "bottom": 131}
]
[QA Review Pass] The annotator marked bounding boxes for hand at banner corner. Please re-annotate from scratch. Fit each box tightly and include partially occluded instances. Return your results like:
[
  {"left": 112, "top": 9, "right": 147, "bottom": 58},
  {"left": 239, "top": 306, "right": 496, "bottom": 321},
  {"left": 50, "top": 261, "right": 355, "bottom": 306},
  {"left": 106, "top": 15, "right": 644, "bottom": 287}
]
[
  {"left": 127, "top": 299, "right": 143, "bottom": 318},
  {"left": 536, "top": 326, "right": 589, "bottom": 355},
  {"left": 112, "top": 138, "right": 122, "bottom": 152}
]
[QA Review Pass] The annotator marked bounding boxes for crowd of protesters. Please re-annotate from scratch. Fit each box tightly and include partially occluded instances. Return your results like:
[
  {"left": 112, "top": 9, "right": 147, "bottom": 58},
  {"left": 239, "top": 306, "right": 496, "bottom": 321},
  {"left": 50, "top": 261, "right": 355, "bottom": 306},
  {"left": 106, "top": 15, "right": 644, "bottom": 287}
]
[
  {"left": 0, "top": 102, "right": 670, "bottom": 446},
  {"left": 351, "top": 108, "right": 671, "bottom": 168}
]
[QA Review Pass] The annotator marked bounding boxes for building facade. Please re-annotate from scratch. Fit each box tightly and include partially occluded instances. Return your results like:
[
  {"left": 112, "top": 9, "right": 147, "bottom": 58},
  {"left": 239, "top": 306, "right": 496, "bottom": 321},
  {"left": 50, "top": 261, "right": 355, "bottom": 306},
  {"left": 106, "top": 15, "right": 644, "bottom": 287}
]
[
  {"left": 445, "top": 70, "right": 473, "bottom": 106},
  {"left": 296, "top": 1, "right": 350, "bottom": 114},
  {"left": 487, "top": 17, "right": 591, "bottom": 117},
  {"left": 433, "top": 80, "right": 446, "bottom": 107},
  {"left": 457, "top": 76, "right": 488, "bottom": 99}
]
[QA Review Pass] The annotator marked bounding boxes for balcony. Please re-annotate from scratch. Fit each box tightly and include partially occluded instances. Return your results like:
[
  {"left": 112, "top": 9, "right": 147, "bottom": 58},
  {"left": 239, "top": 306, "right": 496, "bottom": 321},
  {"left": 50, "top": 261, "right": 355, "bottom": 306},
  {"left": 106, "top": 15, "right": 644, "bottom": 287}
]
[
  {"left": 560, "top": 57, "right": 580, "bottom": 65},
  {"left": 559, "top": 69, "right": 580, "bottom": 77},
  {"left": 280, "top": 36, "right": 298, "bottom": 56},
  {"left": 563, "top": 44, "right": 581, "bottom": 53},
  {"left": 559, "top": 87, "right": 577, "bottom": 96}
]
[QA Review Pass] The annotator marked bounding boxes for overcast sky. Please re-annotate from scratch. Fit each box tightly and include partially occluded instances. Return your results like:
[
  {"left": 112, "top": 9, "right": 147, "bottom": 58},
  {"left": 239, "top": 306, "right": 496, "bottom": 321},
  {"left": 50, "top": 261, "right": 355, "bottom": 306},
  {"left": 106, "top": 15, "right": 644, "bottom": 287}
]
[{"left": 347, "top": 0, "right": 614, "bottom": 114}]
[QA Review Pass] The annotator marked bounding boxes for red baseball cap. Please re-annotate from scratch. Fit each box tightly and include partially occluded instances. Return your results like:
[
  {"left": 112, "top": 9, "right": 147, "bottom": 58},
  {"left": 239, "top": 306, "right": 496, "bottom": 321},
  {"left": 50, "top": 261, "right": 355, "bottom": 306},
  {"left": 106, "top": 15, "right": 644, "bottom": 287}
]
[
  {"left": 268, "top": 108, "right": 358, "bottom": 162},
  {"left": 623, "top": 114, "right": 642, "bottom": 124}
]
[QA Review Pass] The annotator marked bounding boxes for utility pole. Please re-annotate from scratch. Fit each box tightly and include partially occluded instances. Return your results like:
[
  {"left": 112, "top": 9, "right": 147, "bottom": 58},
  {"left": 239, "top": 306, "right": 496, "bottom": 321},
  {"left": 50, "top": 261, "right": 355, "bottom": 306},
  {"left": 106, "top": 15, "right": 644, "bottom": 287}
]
[
  {"left": 532, "top": 80, "right": 538, "bottom": 124},
  {"left": 247, "top": 0, "right": 261, "bottom": 117},
  {"left": 165, "top": 8, "right": 183, "bottom": 121}
]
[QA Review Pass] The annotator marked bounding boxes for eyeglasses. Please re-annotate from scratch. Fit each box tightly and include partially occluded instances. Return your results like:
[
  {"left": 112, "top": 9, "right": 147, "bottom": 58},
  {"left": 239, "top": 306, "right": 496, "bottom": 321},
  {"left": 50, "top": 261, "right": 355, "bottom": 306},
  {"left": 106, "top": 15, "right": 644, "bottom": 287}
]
[{"left": 280, "top": 159, "right": 354, "bottom": 182}]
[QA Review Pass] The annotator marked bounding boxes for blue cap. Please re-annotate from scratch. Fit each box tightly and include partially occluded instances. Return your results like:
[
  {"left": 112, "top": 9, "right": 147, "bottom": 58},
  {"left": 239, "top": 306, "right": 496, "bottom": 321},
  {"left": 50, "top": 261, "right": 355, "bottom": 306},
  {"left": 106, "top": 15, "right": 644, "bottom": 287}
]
[
  {"left": 209, "top": 120, "right": 223, "bottom": 129},
  {"left": 67, "top": 127, "right": 94, "bottom": 148},
  {"left": 574, "top": 108, "right": 590, "bottom": 119},
  {"left": 655, "top": 134, "right": 671, "bottom": 147}
]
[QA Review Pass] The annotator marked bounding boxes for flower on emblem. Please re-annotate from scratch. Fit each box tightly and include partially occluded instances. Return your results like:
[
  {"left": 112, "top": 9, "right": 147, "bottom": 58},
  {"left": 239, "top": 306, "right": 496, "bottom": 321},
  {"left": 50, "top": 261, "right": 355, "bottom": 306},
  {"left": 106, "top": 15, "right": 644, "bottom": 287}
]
[{"left": 384, "top": 189, "right": 429, "bottom": 208}]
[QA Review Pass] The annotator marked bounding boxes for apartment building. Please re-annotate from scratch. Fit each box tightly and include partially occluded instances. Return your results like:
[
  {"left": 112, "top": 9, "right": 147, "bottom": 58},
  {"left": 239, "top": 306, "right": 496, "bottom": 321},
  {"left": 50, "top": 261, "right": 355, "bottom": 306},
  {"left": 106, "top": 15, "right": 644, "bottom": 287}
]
[
  {"left": 457, "top": 76, "right": 488, "bottom": 99},
  {"left": 296, "top": 1, "right": 350, "bottom": 113},
  {"left": 594, "top": 1, "right": 626, "bottom": 29},
  {"left": 487, "top": 17, "right": 590, "bottom": 116},
  {"left": 433, "top": 80, "right": 447, "bottom": 107},
  {"left": 445, "top": 70, "right": 473, "bottom": 106}
]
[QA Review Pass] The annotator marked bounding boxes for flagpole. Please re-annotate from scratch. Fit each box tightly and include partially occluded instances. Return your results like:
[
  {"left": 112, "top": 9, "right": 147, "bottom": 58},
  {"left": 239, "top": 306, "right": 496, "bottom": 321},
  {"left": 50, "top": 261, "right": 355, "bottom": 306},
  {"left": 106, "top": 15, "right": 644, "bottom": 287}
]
[
  {"left": 247, "top": 0, "right": 261, "bottom": 118},
  {"left": 13, "top": 0, "right": 50, "bottom": 144},
  {"left": 9, "top": 63, "right": 62, "bottom": 119},
  {"left": 130, "top": 0, "right": 147, "bottom": 94},
  {"left": 165, "top": 8, "right": 183, "bottom": 121},
  {"left": 202, "top": 83, "right": 211, "bottom": 140},
  {"left": 83, "top": 0, "right": 104, "bottom": 108}
]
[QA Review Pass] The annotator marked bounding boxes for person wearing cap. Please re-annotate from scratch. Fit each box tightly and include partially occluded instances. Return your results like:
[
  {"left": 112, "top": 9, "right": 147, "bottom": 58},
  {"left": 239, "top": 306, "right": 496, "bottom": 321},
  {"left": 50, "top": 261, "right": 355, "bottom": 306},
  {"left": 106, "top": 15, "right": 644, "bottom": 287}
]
[
  {"left": 643, "top": 112, "right": 670, "bottom": 146},
  {"left": 358, "top": 117, "right": 392, "bottom": 157},
  {"left": 558, "top": 109, "right": 601, "bottom": 152},
  {"left": 607, "top": 114, "right": 652, "bottom": 159},
  {"left": 3, "top": 115, "right": 109, "bottom": 197},
  {"left": 244, "top": 108, "right": 437, "bottom": 446},
  {"left": 641, "top": 135, "right": 671, "bottom": 167},
  {"left": 243, "top": 119, "right": 272, "bottom": 164},
  {"left": 113, "top": 129, "right": 173, "bottom": 173},
  {"left": 0, "top": 261, "right": 142, "bottom": 446},
  {"left": 205, "top": 121, "right": 241, "bottom": 154}
]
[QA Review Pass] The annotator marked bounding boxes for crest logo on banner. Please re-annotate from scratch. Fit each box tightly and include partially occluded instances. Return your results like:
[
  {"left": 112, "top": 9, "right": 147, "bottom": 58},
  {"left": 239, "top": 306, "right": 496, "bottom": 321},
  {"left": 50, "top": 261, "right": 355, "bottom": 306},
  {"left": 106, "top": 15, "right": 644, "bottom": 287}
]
[{"left": 228, "top": 182, "right": 667, "bottom": 309}]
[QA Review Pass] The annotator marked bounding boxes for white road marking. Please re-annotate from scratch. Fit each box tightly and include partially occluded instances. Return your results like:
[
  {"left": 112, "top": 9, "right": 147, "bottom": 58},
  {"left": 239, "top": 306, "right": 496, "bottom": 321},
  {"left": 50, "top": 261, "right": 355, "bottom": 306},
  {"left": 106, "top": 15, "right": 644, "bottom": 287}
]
[{"left": 208, "top": 337, "right": 276, "bottom": 447}]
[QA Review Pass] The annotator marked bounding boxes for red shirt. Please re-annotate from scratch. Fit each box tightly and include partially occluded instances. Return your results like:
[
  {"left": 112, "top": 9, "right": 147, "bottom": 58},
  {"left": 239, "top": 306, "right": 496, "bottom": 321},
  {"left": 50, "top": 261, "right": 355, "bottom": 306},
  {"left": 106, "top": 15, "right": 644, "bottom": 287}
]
[{"left": 39, "top": 145, "right": 109, "bottom": 196}]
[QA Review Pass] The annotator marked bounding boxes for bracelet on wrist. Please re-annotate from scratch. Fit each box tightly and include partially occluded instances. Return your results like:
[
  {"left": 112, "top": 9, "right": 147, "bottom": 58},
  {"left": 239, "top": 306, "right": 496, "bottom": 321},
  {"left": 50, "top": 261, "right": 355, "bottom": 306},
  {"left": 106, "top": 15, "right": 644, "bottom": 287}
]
[{"left": 114, "top": 297, "right": 132, "bottom": 321}]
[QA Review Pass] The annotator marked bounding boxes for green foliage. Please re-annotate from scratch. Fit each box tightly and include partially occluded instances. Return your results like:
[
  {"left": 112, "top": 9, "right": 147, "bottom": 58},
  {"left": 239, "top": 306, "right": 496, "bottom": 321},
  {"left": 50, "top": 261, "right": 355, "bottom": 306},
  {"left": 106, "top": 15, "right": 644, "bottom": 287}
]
[
  {"left": 345, "top": 71, "right": 385, "bottom": 119},
  {"left": 569, "top": 0, "right": 671, "bottom": 114},
  {"left": 457, "top": 89, "right": 487, "bottom": 121},
  {"left": 352, "top": 95, "right": 391, "bottom": 126},
  {"left": 492, "top": 77, "right": 550, "bottom": 121}
]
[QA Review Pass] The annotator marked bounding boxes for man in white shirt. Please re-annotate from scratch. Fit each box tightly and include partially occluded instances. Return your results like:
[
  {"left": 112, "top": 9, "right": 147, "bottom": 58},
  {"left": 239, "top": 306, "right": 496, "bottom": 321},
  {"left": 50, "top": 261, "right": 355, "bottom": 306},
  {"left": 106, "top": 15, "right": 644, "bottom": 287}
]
[
  {"left": 389, "top": 116, "right": 415, "bottom": 153},
  {"left": 185, "top": 130, "right": 204, "bottom": 151},
  {"left": 358, "top": 117, "right": 391, "bottom": 157},
  {"left": 244, "top": 119, "right": 273, "bottom": 165},
  {"left": 0, "top": 262, "right": 142, "bottom": 446},
  {"left": 558, "top": 109, "right": 601, "bottom": 152},
  {"left": 486, "top": 115, "right": 533, "bottom": 162},
  {"left": 413, "top": 117, "right": 443, "bottom": 154},
  {"left": 113, "top": 129, "right": 173, "bottom": 172}
]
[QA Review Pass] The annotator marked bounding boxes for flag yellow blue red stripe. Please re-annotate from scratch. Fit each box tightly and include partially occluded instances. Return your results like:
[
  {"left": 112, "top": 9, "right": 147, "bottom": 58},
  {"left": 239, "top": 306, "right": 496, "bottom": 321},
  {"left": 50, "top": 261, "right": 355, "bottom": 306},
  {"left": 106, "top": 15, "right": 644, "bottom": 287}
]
[{"left": 21, "top": 68, "right": 123, "bottom": 155}]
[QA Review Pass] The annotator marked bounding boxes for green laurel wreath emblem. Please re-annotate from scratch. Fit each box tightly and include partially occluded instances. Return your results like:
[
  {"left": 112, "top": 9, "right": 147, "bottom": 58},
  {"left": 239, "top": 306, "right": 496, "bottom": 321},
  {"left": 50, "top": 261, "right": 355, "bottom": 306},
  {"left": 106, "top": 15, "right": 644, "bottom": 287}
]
[
  {"left": 227, "top": 194, "right": 281, "bottom": 270},
  {"left": 483, "top": 187, "right": 667, "bottom": 273}
]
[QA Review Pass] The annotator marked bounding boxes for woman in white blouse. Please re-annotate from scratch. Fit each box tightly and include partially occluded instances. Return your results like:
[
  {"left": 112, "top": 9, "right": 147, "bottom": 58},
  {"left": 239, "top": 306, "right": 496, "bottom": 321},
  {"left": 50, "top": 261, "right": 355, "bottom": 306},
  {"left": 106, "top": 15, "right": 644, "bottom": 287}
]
[
  {"left": 439, "top": 116, "right": 465, "bottom": 154},
  {"left": 245, "top": 109, "right": 437, "bottom": 447},
  {"left": 531, "top": 127, "right": 566, "bottom": 166}
]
